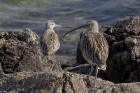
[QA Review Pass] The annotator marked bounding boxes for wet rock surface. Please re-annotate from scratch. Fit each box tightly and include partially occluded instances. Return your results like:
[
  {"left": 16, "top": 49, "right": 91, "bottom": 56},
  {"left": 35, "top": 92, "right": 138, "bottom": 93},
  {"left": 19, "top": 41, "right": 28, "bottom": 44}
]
[{"left": 0, "top": 16, "right": 140, "bottom": 92}]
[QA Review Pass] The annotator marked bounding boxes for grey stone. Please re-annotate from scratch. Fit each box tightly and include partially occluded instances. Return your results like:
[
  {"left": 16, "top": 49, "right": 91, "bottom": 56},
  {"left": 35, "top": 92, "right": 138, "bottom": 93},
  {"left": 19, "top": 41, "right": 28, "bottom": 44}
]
[
  {"left": 105, "top": 16, "right": 140, "bottom": 83},
  {"left": 1, "top": 71, "right": 140, "bottom": 93}
]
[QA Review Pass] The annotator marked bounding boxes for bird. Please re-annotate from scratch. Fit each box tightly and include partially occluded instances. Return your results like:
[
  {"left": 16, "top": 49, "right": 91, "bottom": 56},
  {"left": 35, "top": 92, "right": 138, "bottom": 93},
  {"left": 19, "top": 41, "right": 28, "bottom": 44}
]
[
  {"left": 62, "top": 20, "right": 109, "bottom": 87},
  {"left": 40, "top": 20, "right": 71, "bottom": 58}
]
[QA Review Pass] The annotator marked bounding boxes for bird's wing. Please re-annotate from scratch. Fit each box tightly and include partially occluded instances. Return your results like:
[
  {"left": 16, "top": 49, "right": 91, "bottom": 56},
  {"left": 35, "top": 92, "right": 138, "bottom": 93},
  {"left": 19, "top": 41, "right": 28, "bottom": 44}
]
[
  {"left": 94, "top": 33, "right": 109, "bottom": 64},
  {"left": 80, "top": 32, "right": 109, "bottom": 65}
]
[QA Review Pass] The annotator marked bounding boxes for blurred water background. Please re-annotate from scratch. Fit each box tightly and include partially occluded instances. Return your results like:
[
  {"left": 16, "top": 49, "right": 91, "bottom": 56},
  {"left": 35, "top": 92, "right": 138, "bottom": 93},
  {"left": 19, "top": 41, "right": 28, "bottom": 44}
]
[{"left": 0, "top": 0, "right": 140, "bottom": 65}]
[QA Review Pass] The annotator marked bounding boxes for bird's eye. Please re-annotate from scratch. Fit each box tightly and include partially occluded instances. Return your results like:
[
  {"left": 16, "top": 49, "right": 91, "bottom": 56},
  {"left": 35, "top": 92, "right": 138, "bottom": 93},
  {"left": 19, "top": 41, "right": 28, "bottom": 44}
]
[{"left": 51, "top": 23, "right": 54, "bottom": 25}]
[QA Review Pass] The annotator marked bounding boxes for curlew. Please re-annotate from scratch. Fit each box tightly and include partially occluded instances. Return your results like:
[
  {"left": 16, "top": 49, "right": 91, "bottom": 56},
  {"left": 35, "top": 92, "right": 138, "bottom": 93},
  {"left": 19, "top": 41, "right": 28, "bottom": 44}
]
[
  {"left": 40, "top": 20, "right": 70, "bottom": 57},
  {"left": 62, "top": 20, "right": 109, "bottom": 86}
]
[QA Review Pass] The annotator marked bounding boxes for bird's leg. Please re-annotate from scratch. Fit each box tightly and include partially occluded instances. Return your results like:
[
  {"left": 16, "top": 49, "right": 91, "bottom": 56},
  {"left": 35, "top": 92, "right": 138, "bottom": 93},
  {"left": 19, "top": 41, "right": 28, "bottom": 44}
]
[
  {"left": 95, "top": 65, "right": 99, "bottom": 80},
  {"left": 89, "top": 64, "right": 94, "bottom": 77},
  {"left": 87, "top": 64, "right": 94, "bottom": 87},
  {"left": 94, "top": 65, "right": 99, "bottom": 87}
]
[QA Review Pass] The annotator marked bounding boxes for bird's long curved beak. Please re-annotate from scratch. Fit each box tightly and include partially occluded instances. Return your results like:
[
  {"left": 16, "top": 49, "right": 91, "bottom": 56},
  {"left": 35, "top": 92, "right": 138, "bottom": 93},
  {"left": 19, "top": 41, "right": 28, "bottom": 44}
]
[
  {"left": 55, "top": 24, "right": 72, "bottom": 28},
  {"left": 62, "top": 24, "right": 87, "bottom": 38}
]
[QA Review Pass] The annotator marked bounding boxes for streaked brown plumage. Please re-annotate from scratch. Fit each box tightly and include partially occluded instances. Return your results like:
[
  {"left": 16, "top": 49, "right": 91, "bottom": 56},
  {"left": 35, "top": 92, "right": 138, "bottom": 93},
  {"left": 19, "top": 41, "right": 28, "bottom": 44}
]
[
  {"left": 40, "top": 20, "right": 60, "bottom": 55},
  {"left": 62, "top": 20, "right": 109, "bottom": 86},
  {"left": 80, "top": 32, "right": 108, "bottom": 68}
]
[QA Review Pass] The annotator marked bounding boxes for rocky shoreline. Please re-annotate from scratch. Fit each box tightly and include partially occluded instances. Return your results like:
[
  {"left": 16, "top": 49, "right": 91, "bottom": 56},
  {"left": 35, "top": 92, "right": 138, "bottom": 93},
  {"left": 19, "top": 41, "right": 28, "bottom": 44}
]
[{"left": 0, "top": 16, "right": 140, "bottom": 93}]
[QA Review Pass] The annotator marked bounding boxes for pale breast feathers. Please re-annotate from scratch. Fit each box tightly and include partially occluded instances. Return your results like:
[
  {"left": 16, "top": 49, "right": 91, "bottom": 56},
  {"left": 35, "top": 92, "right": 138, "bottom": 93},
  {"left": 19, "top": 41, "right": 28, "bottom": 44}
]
[{"left": 41, "top": 31, "right": 59, "bottom": 54}]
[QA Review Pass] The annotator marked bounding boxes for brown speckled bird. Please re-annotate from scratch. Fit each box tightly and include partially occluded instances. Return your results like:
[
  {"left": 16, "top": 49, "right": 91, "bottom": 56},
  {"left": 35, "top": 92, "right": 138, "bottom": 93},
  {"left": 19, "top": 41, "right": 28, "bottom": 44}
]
[
  {"left": 40, "top": 20, "right": 70, "bottom": 56},
  {"left": 63, "top": 20, "right": 109, "bottom": 86}
]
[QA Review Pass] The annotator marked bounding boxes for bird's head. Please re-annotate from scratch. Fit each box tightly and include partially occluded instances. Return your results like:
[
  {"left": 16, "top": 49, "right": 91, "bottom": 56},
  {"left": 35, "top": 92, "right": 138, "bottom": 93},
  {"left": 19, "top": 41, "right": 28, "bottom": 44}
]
[
  {"left": 46, "top": 20, "right": 72, "bottom": 30},
  {"left": 85, "top": 20, "right": 99, "bottom": 32},
  {"left": 46, "top": 20, "right": 58, "bottom": 29},
  {"left": 62, "top": 20, "right": 99, "bottom": 38}
]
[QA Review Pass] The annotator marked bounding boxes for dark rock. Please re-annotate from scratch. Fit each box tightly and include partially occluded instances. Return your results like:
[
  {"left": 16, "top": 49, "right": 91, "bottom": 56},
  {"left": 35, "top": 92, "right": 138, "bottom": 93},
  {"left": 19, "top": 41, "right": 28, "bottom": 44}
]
[
  {"left": 0, "top": 28, "right": 62, "bottom": 74},
  {"left": 76, "top": 42, "right": 87, "bottom": 64},
  {"left": 0, "top": 62, "right": 4, "bottom": 74},
  {"left": 76, "top": 32, "right": 87, "bottom": 64},
  {"left": 105, "top": 16, "right": 140, "bottom": 83},
  {"left": 126, "top": 70, "right": 140, "bottom": 82}
]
